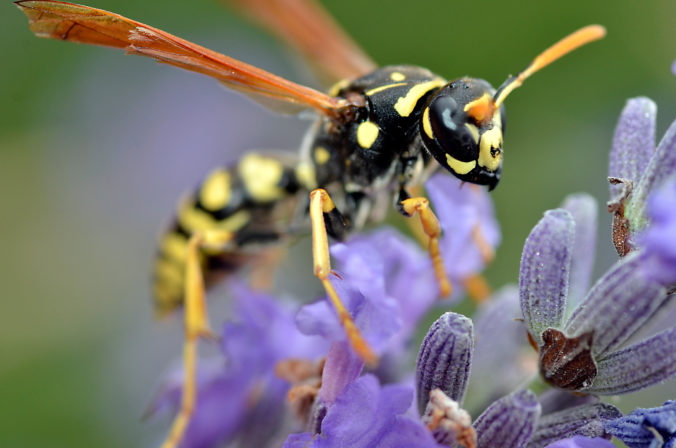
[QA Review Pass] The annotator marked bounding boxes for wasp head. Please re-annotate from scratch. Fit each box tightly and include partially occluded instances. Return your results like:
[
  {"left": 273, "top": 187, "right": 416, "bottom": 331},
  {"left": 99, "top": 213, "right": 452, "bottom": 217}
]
[{"left": 420, "top": 78, "right": 505, "bottom": 190}]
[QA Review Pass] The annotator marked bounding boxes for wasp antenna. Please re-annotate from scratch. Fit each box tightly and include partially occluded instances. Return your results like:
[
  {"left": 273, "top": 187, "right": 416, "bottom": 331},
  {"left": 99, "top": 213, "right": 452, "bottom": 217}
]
[{"left": 493, "top": 25, "right": 606, "bottom": 109}]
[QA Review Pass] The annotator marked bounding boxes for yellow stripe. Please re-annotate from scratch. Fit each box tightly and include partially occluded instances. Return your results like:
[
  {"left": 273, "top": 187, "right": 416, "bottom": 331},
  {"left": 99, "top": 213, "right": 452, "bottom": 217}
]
[
  {"left": 179, "top": 196, "right": 250, "bottom": 233},
  {"left": 357, "top": 121, "right": 380, "bottom": 148},
  {"left": 161, "top": 232, "right": 189, "bottom": 262},
  {"left": 328, "top": 78, "right": 350, "bottom": 97},
  {"left": 446, "top": 154, "right": 476, "bottom": 175},
  {"left": 199, "top": 169, "right": 231, "bottom": 211},
  {"left": 422, "top": 107, "right": 434, "bottom": 139},
  {"left": 465, "top": 123, "right": 480, "bottom": 143},
  {"left": 394, "top": 79, "right": 446, "bottom": 117},
  {"left": 239, "top": 154, "right": 285, "bottom": 202},
  {"left": 295, "top": 162, "right": 317, "bottom": 189},
  {"left": 365, "top": 82, "right": 407, "bottom": 96},
  {"left": 314, "top": 146, "right": 331, "bottom": 165},
  {"left": 390, "top": 71, "right": 406, "bottom": 81}
]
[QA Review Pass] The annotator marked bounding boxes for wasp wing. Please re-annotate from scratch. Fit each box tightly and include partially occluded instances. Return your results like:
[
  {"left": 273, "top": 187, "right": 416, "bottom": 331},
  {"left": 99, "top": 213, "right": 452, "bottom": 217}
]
[
  {"left": 15, "top": 0, "right": 353, "bottom": 117},
  {"left": 227, "top": 0, "right": 376, "bottom": 86}
]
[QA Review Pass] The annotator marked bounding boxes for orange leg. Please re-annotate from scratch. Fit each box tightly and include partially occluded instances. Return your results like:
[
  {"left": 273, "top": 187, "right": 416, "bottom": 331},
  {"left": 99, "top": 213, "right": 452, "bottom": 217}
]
[
  {"left": 161, "top": 230, "right": 231, "bottom": 448},
  {"left": 309, "top": 188, "right": 377, "bottom": 367},
  {"left": 400, "top": 197, "right": 452, "bottom": 297}
]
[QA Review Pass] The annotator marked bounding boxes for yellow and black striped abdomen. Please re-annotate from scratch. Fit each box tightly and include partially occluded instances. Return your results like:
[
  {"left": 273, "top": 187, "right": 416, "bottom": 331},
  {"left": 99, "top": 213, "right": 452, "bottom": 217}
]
[{"left": 153, "top": 153, "right": 310, "bottom": 315}]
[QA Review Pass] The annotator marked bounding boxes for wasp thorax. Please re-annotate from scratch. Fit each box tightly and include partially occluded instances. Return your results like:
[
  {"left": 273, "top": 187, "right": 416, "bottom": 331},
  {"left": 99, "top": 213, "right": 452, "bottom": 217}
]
[{"left": 421, "top": 78, "right": 505, "bottom": 190}]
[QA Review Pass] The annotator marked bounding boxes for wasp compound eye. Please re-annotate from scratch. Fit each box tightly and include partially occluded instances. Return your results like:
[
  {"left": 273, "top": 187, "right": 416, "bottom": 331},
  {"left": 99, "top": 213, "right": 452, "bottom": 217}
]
[{"left": 422, "top": 93, "right": 480, "bottom": 178}]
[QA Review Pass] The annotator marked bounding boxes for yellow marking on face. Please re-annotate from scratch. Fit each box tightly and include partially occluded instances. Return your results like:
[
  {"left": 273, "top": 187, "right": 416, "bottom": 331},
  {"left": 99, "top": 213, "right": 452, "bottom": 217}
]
[
  {"left": 328, "top": 78, "right": 350, "bottom": 97},
  {"left": 478, "top": 126, "right": 503, "bottom": 172},
  {"left": 394, "top": 79, "right": 446, "bottom": 117},
  {"left": 365, "top": 82, "right": 407, "bottom": 96},
  {"left": 465, "top": 123, "right": 480, "bottom": 143},
  {"left": 199, "top": 169, "right": 231, "bottom": 211},
  {"left": 161, "top": 232, "right": 189, "bottom": 262},
  {"left": 390, "top": 71, "right": 406, "bottom": 81},
  {"left": 295, "top": 162, "right": 317, "bottom": 189},
  {"left": 314, "top": 146, "right": 331, "bottom": 165},
  {"left": 422, "top": 107, "right": 434, "bottom": 139},
  {"left": 357, "top": 121, "right": 380, "bottom": 148},
  {"left": 239, "top": 153, "right": 285, "bottom": 202},
  {"left": 446, "top": 154, "right": 477, "bottom": 175},
  {"left": 463, "top": 93, "right": 494, "bottom": 123}
]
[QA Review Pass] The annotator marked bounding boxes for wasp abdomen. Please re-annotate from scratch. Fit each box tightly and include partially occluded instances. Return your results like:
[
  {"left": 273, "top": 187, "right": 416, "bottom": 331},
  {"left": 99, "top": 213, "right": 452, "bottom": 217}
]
[{"left": 152, "top": 153, "right": 308, "bottom": 315}]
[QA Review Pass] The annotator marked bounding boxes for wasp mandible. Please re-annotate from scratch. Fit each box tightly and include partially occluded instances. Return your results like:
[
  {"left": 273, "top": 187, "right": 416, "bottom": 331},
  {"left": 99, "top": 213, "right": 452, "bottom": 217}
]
[{"left": 16, "top": 1, "right": 605, "bottom": 446}]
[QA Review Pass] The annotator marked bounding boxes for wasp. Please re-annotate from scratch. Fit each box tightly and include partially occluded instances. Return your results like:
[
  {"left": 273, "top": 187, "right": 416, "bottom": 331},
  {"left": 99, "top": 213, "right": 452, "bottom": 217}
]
[{"left": 16, "top": 1, "right": 605, "bottom": 446}]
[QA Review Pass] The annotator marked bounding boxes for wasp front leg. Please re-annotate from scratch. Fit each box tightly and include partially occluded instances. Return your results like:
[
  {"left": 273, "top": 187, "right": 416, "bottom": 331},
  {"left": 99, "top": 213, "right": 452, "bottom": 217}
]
[
  {"left": 309, "top": 188, "right": 377, "bottom": 366},
  {"left": 398, "top": 192, "right": 452, "bottom": 298},
  {"left": 161, "top": 230, "right": 232, "bottom": 448}
]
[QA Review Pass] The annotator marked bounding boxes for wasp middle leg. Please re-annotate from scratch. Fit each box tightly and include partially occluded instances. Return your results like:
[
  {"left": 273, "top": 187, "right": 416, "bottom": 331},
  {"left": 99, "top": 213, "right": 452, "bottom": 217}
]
[{"left": 399, "top": 194, "right": 452, "bottom": 297}]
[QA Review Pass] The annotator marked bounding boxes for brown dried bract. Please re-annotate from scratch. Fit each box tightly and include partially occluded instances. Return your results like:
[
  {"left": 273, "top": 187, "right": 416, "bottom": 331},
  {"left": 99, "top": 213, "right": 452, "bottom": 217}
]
[
  {"left": 275, "top": 358, "right": 325, "bottom": 424},
  {"left": 539, "top": 328, "right": 597, "bottom": 390},
  {"left": 607, "top": 177, "right": 634, "bottom": 257}
]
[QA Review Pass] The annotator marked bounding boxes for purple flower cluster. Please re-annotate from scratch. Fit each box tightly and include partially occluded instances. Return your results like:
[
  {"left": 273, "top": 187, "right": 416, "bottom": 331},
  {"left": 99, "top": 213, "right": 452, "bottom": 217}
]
[{"left": 149, "top": 98, "right": 676, "bottom": 448}]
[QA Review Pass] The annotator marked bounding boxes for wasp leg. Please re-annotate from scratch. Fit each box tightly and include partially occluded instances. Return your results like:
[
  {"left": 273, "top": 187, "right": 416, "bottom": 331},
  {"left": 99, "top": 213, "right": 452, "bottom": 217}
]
[
  {"left": 471, "top": 223, "right": 496, "bottom": 265},
  {"left": 309, "top": 188, "right": 377, "bottom": 366},
  {"left": 161, "top": 230, "right": 232, "bottom": 448},
  {"left": 400, "top": 197, "right": 452, "bottom": 297}
]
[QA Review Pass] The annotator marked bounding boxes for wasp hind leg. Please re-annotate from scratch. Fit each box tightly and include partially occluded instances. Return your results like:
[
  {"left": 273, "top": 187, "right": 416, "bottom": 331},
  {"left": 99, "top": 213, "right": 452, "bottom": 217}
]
[
  {"left": 161, "top": 230, "right": 233, "bottom": 448},
  {"left": 399, "top": 196, "right": 453, "bottom": 297},
  {"left": 309, "top": 188, "right": 378, "bottom": 366}
]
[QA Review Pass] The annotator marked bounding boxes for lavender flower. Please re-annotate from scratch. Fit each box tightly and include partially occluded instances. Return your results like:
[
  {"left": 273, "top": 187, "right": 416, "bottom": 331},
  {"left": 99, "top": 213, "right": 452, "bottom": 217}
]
[
  {"left": 426, "top": 173, "right": 501, "bottom": 282},
  {"left": 529, "top": 402, "right": 621, "bottom": 448},
  {"left": 284, "top": 374, "right": 442, "bottom": 448},
  {"left": 604, "top": 400, "right": 676, "bottom": 448},
  {"left": 296, "top": 173, "right": 500, "bottom": 361},
  {"left": 520, "top": 196, "right": 676, "bottom": 395},
  {"left": 637, "top": 178, "right": 676, "bottom": 286},
  {"left": 149, "top": 284, "right": 326, "bottom": 447},
  {"left": 607, "top": 97, "right": 676, "bottom": 256},
  {"left": 544, "top": 436, "right": 615, "bottom": 448}
]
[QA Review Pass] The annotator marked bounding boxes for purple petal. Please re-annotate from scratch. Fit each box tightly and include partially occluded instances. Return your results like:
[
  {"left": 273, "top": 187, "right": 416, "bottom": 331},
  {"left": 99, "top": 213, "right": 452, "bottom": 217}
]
[
  {"left": 334, "top": 228, "right": 440, "bottom": 342},
  {"left": 587, "top": 326, "right": 676, "bottom": 395},
  {"left": 638, "top": 178, "right": 676, "bottom": 285},
  {"left": 283, "top": 432, "right": 317, "bottom": 448},
  {"left": 426, "top": 173, "right": 501, "bottom": 278},
  {"left": 564, "top": 252, "right": 669, "bottom": 357},
  {"left": 609, "top": 97, "right": 656, "bottom": 201},
  {"left": 544, "top": 436, "right": 616, "bottom": 448},
  {"left": 296, "top": 275, "right": 401, "bottom": 353},
  {"left": 520, "top": 209, "right": 575, "bottom": 343},
  {"left": 468, "top": 285, "right": 534, "bottom": 410},
  {"left": 528, "top": 403, "right": 621, "bottom": 448},
  {"left": 292, "top": 374, "right": 440, "bottom": 448},
  {"left": 604, "top": 400, "right": 676, "bottom": 448},
  {"left": 152, "top": 284, "right": 322, "bottom": 448},
  {"left": 318, "top": 341, "right": 364, "bottom": 404},
  {"left": 631, "top": 117, "right": 676, "bottom": 225},
  {"left": 561, "top": 194, "right": 598, "bottom": 306},
  {"left": 474, "top": 389, "right": 542, "bottom": 448},
  {"left": 415, "top": 312, "right": 474, "bottom": 413}
]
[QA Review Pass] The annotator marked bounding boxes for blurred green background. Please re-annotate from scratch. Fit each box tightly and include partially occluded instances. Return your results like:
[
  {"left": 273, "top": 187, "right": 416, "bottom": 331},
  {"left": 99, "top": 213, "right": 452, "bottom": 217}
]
[{"left": 1, "top": 0, "right": 675, "bottom": 446}]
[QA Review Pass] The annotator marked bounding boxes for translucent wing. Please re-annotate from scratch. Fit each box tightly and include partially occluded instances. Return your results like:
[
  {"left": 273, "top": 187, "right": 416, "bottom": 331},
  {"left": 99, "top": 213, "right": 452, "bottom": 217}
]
[
  {"left": 15, "top": 0, "right": 355, "bottom": 117},
  {"left": 228, "top": 0, "right": 377, "bottom": 85}
]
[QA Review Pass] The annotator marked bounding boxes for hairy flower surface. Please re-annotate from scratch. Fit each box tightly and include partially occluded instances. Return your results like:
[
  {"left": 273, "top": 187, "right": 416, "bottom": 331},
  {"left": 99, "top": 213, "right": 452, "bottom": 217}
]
[
  {"left": 604, "top": 401, "right": 676, "bottom": 448},
  {"left": 520, "top": 199, "right": 676, "bottom": 394},
  {"left": 608, "top": 97, "right": 676, "bottom": 255}
]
